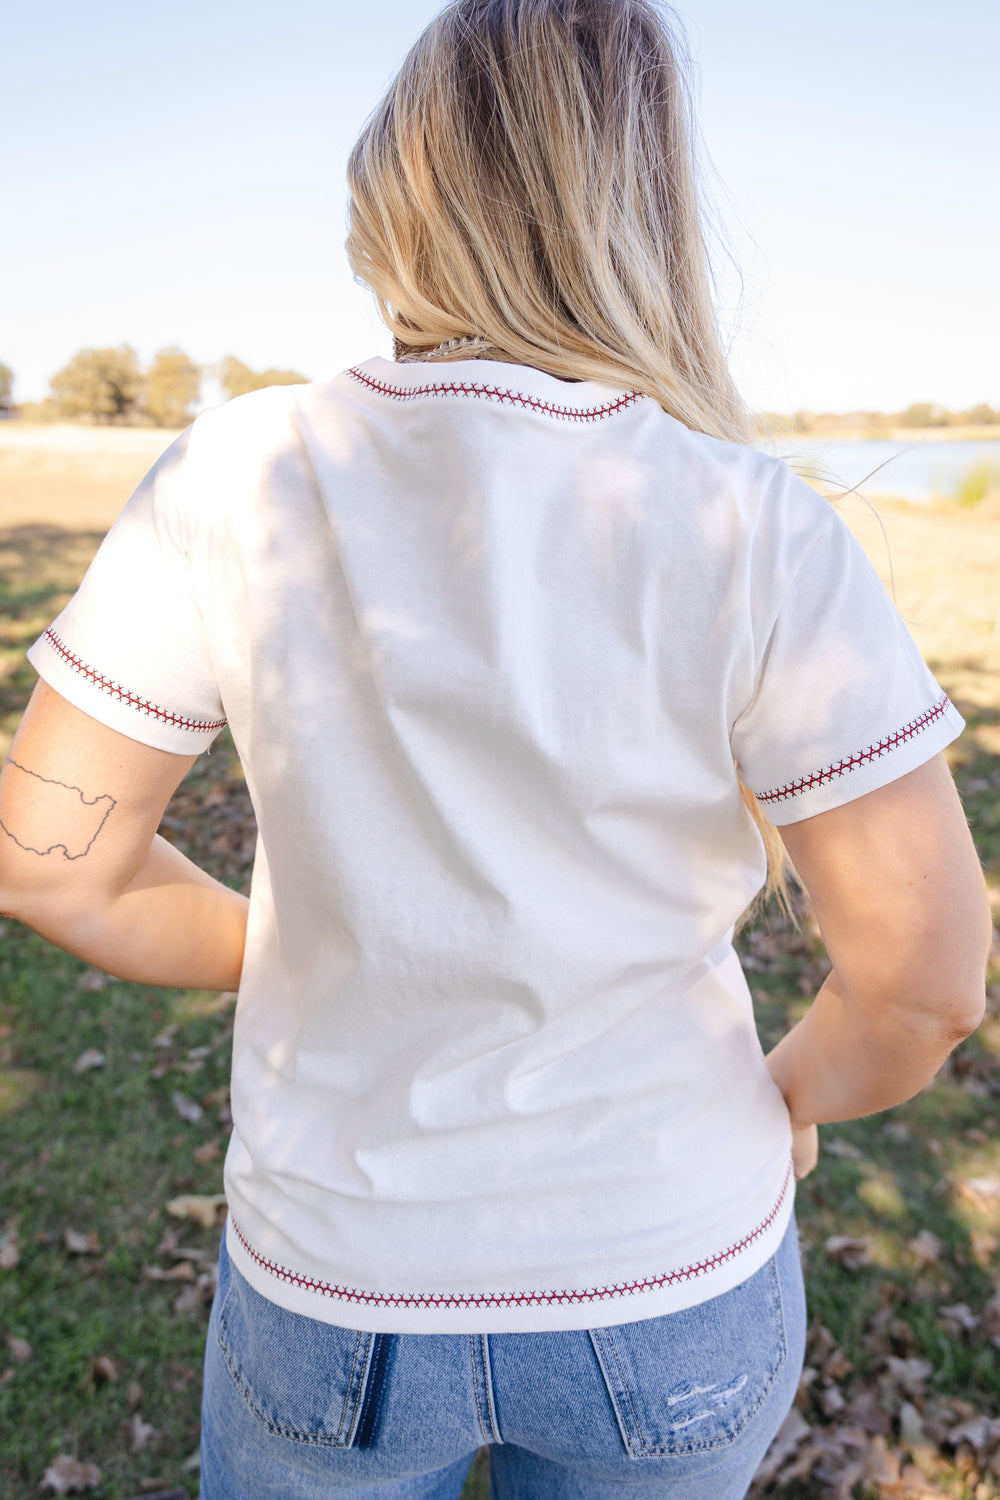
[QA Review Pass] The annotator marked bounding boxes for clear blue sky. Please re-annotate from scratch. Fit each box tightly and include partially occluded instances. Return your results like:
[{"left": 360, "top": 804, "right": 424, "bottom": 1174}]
[{"left": 2, "top": 0, "right": 997, "bottom": 413}]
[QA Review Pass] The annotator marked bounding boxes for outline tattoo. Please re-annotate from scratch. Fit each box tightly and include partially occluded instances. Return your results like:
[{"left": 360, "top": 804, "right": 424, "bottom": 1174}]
[{"left": 0, "top": 759, "right": 117, "bottom": 861}]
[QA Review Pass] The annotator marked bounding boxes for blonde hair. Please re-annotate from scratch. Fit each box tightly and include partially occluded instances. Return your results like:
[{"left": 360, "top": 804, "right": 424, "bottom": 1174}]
[{"left": 347, "top": 0, "right": 790, "bottom": 914}]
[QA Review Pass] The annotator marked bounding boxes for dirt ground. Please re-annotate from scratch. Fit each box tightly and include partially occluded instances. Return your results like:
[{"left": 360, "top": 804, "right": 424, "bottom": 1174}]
[{"left": 0, "top": 424, "right": 179, "bottom": 532}]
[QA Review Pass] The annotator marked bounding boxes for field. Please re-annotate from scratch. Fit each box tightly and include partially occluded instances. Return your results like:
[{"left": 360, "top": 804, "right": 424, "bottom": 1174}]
[{"left": 1, "top": 426, "right": 999, "bottom": 1500}]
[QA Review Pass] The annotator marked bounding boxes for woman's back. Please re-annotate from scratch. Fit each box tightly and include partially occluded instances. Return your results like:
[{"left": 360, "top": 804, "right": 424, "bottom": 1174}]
[{"left": 26, "top": 351, "right": 961, "bottom": 1332}]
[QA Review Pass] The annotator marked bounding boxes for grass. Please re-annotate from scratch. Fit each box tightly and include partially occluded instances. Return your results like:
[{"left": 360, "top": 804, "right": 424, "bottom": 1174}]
[
  {"left": 955, "top": 460, "right": 1000, "bottom": 509},
  {"left": 1, "top": 460, "right": 999, "bottom": 1499}
]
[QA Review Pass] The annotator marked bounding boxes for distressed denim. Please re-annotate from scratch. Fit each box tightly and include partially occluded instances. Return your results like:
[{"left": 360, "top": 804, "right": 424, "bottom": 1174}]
[{"left": 200, "top": 1215, "right": 805, "bottom": 1499}]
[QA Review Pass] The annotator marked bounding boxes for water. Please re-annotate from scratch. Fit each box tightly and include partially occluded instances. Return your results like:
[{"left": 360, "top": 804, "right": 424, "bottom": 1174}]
[{"left": 766, "top": 436, "right": 1000, "bottom": 504}]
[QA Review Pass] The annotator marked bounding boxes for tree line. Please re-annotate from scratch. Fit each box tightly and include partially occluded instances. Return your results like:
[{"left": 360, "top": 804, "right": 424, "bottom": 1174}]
[
  {"left": 0, "top": 347, "right": 309, "bottom": 428},
  {"left": 2, "top": 352, "right": 997, "bottom": 433},
  {"left": 761, "top": 401, "right": 1000, "bottom": 436}
]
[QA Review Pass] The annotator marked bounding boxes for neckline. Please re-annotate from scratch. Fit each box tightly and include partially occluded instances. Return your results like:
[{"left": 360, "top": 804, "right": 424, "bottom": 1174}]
[{"left": 364, "top": 355, "right": 640, "bottom": 403}]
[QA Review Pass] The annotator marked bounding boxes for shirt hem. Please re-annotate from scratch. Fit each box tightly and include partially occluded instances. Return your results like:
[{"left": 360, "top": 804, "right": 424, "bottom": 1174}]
[{"left": 223, "top": 1159, "right": 794, "bottom": 1334}]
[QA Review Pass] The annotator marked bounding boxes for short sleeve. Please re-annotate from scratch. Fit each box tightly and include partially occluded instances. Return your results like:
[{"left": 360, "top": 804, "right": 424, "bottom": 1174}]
[
  {"left": 26, "top": 429, "right": 227, "bottom": 755},
  {"left": 731, "top": 464, "right": 964, "bottom": 825}
]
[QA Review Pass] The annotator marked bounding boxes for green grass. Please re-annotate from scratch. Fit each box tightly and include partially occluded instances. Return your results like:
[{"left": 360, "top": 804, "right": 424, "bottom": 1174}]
[
  {"left": 954, "top": 459, "right": 1000, "bottom": 509},
  {"left": 1, "top": 525, "right": 999, "bottom": 1499}
]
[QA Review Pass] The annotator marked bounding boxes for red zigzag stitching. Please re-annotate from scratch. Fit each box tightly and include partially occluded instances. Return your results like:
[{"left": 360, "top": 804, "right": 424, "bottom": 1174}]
[
  {"left": 42, "top": 630, "right": 227, "bottom": 734},
  {"left": 758, "top": 694, "right": 951, "bottom": 806},
  {"left": 347, "top": 367, "right": 643, "bottom": 423},
  {"left": 228, "top": 1161, "right": 792, "bottom": 1311}
]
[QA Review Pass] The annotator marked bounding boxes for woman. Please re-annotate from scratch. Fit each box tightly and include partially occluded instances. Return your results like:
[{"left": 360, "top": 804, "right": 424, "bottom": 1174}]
[{"left": 0, "top": 2, "right": 990, "bottom": 1496}]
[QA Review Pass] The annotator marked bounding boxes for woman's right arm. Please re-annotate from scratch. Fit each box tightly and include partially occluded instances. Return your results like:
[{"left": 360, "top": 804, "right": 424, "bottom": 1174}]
[{"left": 765, "top": 753, "right": 992, "bottom": 1162}]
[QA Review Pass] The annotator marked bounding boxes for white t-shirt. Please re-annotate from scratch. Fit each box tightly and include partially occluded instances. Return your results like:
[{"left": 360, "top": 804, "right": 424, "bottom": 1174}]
[{"left": 28, "top": 357, "right": 962, "bottom": 1333}]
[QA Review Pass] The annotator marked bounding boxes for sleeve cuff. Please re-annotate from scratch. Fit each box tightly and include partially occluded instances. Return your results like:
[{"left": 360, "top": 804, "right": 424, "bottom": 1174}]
[
  {"left": 26, "top": 628, "right": 227, "bottom": 756},
  {"left": 753, "top": 692, "right": 964, "bottom": 825}
]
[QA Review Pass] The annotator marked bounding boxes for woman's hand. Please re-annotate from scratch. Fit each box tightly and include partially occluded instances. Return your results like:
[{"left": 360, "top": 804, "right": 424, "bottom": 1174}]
[{"left": 791, "top": 1123, "right": 819, "bottom": 1181}]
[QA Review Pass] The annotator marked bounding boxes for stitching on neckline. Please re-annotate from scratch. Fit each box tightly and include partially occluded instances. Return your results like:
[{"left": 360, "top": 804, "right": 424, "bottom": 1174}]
[{"left": 347, "top": 366, "right": 643, "bottom": 424}]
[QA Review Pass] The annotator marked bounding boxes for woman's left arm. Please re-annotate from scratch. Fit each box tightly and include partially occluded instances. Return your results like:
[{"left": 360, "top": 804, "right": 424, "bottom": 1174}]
[{"left": 0, "top": 680, "right": 248, "bottom": 991}]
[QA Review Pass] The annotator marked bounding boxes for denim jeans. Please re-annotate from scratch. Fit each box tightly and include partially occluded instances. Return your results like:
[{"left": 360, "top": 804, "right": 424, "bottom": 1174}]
[{"left": 201, "top": 1214, "right": 805, "bottom": 1500}]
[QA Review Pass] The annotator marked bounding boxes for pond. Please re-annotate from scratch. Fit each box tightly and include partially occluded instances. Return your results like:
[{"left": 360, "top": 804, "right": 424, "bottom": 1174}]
[{"left": 766, "top": 437, "right": 1000, "bottom": 504}]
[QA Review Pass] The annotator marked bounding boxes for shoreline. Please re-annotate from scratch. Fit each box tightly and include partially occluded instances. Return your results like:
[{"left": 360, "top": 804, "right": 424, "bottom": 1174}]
[{"left": 759, "top": 424, "right": 1000, "bottom": 445}]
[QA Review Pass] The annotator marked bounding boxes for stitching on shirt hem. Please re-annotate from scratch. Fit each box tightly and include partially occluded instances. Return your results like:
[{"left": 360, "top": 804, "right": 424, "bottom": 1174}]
[
  {"left": 40, "top": 629, "right": 227, "bottom": 735},
  {"left": 228, "top": 1161, "right": 793, "bottom": 1313},
  {"left": 346, "top": 367, "right": 643, "bottom": 423},
  {"left": 756, "top": 693, "right": 951, "bottom": 806}
]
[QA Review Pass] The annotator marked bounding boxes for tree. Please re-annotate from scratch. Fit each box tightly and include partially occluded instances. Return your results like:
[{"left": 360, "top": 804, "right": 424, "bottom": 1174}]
[
  {"left": 0, "top": 362, "right": 12, "bottom": 402},
  {"left": 144, "top": 346, "right": 202, "bottom": 428},
  {"left": 962, "top": 403, "right": 999, "bottom": 426},
  {"left": 49, "top": 345, "right": 142, "bottom": 423},
  {"left": 218, "top": 356, "right": 309, "bottom": 400},
  {"left": 897, "top": 402, "right": 949, "bottom": 429}
]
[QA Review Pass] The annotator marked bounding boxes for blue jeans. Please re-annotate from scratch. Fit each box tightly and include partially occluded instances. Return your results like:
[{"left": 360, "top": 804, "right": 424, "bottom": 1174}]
[{"left": 201, "top": 1216, "right": 805, "bottom": 1499}]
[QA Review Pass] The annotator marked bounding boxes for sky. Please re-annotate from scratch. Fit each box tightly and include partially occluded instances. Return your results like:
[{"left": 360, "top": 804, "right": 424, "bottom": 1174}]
[{"left": 1, "top": 0, "right": 997, "bottom": 415}]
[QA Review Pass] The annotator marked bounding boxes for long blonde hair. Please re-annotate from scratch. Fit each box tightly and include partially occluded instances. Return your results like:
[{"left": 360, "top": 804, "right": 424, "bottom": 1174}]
[{"left": 347, "top": 0, "right": 790, "bottom": 913}]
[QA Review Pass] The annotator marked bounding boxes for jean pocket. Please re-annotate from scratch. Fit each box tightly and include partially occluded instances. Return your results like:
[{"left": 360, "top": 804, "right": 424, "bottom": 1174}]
[
  {"left": 217, "top": 1255, "right": 390, "bottom": 1447},
  {"left": 589, "top": 1254, "right": 788, "bottom": 1457}
]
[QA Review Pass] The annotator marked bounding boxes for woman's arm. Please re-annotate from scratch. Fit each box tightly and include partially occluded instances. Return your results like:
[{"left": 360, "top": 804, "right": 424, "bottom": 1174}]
[
  {"left": 766, "top": 753, "right": 992, "bottom": 1169},
  {"left": 0, "top": 680, "right": 248, "bottom": 990}
]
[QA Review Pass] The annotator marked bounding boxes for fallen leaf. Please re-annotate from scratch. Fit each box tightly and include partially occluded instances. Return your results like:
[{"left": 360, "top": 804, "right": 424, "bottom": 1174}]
[
  {"left": 5, "top": 1333, "right": 31, "bottom": 1363},
  {"left": 0, "top": 1219, "right": 21, "bottom": 1270},
  {"left": 64, "top": 1229, "right": 101, "bottom": 1255},
  {"left": 126, "top": 1380, "right": 142, "bottom": 1408},
  {"left": 953, "top": 1176, "right": 1000, "bottom": 1215},
  {"left": 971, "top": 1229, "right": 1000, "bottom": 1267},
  {"left": 165, "top": 1194, "right": 226, "bottom": 1229},
  {"left": 947, "top": 1414, "right": 1000, "bottom": 1454},
  {"left": 144, "top": 1261, "right": 196, "bottom": 1282},
  {"left": 193, "top": 1138, "right": 222, "bottom": 1165},
  {"left": 861, "top": 1432, "right": 900, "bottom": 1485},
  {"left": 908, "top": 1229, "right": 944, "bottom": 1265},
  {"left": 171, "top": 1092, "right": 204, "bottom": 1124},
  {"left": 819, "top": 1383, "right": 847, "bottom": 1416},
  {"left": 822, "top": 1349, "right": 854, "bottom": 1381},
  {"left": 983, "top": 1290, "right": 1000, "bottom": 1344},
  {"left": 173, "top": 1282, "right": 203, "bottom": 1314},
  {"left": 76, "top": 970, "right": 108, "bottom": 992},
  {"left": 938, "top": 1302, "right": 979, "bottom": 1334},
  {"left": 753, "top": 1406, "right": 812, "bottom": 1485},
  {"left": 72, "top": 1048, "right": 106, "bottom": 1073},
  {"left": 128, "top": 1411, "right": 156, "bottom": 1451},
  {"left": 824, "top": 1235, "right": 872, "bottom": 1271},
  {"left": 826, "top": 1137, "right": 865, "bottom": 1161},
  {"left": 41, "top": 1455, "right": 103, "bottom": 1493},
  {"left": 842, "top": 1394, "right": 893, "bottom": 1436},
  {"left": 884, "top": 1357, "right": 934, "bottom": 1396},
  {"left": 91, "top": 1354, "right": 118, "bottom": 1384},
  {"left": 899, "top": 1400, "right": 925, "bottom": 1447}
]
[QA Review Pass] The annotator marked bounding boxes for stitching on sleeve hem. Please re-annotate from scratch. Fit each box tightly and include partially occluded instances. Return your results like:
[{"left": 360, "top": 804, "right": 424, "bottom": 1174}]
[
  {"left": 756, "top": 693, "right": 952, "bottom": 806},
  {"left": 39, "top": 629, "right": 227, "bottom": 736}
]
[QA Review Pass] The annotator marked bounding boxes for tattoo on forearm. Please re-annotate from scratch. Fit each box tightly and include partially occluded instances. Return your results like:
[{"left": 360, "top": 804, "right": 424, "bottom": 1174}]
[{"left": 0, "top": 759, "right": 117, "bottom": 860}]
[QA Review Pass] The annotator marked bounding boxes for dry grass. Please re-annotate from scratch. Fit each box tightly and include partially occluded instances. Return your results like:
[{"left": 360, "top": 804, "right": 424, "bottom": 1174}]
[{"left": 0, "top": 424, "right": 179, "bottom": 532}]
